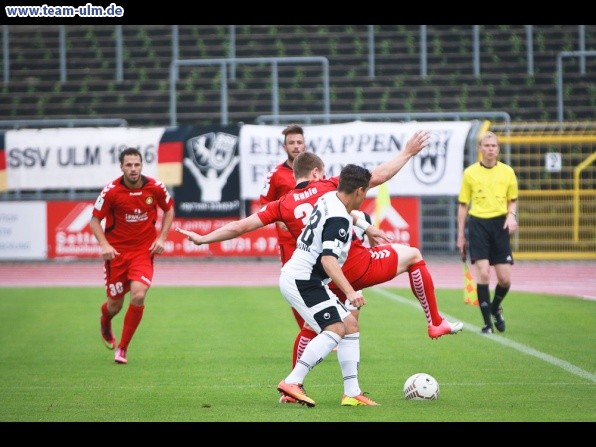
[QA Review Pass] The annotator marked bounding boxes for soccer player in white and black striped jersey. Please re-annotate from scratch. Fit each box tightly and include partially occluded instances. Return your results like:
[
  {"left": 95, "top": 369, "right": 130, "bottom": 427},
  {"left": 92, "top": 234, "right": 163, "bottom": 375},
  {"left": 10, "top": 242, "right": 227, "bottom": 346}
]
[{"left": 276, "top": 164, "right": 379, "bottom": 407}]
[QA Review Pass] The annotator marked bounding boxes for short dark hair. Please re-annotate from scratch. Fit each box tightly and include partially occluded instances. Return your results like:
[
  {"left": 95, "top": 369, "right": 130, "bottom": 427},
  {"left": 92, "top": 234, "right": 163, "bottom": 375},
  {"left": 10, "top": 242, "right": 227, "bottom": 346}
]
[
  {"left": 293, "top": 152, "right": 324, "bottom": 179},
  {"left": 282, "top": 124, "right": 304, "bottom": 144},
  {"left": 119, "top": 147, "right": 142, "bottom": 164},
  {"left": 338, "top": 164, "right": 371, "bottom": 193}
]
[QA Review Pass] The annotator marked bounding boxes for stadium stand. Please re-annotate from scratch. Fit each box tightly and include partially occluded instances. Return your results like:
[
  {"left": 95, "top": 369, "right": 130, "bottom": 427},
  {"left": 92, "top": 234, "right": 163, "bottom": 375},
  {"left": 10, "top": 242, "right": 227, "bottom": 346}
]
[{"left": 1, "top": 25, "right": 594, "bottom": 126}]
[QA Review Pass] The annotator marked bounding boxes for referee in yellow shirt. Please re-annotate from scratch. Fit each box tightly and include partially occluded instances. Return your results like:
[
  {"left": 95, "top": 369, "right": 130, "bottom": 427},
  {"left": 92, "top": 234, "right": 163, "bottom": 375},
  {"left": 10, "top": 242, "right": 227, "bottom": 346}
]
[{"left": 457, "top": 131, "right": 519, "bottom": 334}]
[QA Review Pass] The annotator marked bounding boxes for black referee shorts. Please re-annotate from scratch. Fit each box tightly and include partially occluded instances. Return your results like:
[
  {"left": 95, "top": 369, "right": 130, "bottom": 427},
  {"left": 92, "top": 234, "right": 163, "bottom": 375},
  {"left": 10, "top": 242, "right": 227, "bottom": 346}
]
[{"left": 468, "top": 215, "right": 514, "bottom": 266}]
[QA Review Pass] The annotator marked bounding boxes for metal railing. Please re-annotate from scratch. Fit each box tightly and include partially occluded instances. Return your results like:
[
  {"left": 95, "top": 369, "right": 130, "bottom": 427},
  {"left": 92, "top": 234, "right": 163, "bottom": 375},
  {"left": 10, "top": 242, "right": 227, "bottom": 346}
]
[
  {"left": 169, "top": 57, "right": 330, "bottom": 127},
  {"left": 0, "top": 118, "right": 128, "bottom": 129},
  {"left": 557, "top": 50, "right": 596, "bottom": 122},
  {"left": 3, "top": 25, "right": 591, "bottom": 108}
]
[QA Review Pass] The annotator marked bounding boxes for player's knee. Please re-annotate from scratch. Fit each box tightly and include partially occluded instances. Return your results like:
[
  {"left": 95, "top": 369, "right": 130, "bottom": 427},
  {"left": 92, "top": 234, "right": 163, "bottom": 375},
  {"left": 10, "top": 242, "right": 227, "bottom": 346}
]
[
  {"left": 396, "top": 244, "right": 422, "bottom": 263},
  {"left": 130, "top": 295, "right": 146, "bottom": 306},
  {"left": 107, "top": 298, "right": 124, "bottom": 313},
  {"left": 409, "top": 246, "right": 423, "bottom": 262},
  {"left": 324, "top": 322, "right": 346, "bottom": 339},
  {"left": 343, "top": 314, "right": 359, "bottom": 334}
]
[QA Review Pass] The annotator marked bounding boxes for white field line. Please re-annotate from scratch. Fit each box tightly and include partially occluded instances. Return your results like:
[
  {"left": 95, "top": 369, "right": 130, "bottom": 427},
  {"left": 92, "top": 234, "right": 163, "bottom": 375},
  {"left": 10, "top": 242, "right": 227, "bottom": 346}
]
[{"left": 372, "top": 287, "right": 596, "bottom": 383}]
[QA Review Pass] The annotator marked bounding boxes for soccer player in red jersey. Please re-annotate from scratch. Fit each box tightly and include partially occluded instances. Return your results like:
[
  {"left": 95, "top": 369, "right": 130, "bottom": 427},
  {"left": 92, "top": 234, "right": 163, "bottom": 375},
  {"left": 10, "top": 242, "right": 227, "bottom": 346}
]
[
  {"left": 90, "top": 147, "right": 175, "bottom": 365},
  {"left": 259, "top": 124, "right": 307, "bottom": 329}
]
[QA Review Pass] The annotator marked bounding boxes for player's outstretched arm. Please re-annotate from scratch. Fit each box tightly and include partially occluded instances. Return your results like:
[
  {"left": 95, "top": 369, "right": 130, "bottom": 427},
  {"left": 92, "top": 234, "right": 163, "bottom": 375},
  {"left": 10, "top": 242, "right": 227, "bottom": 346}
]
[
  {"left": 175, "top": 213, "right": 264, "bottom": 245},
  {"left": 369, "top": 130, "right": 431, "bottom": 188}
]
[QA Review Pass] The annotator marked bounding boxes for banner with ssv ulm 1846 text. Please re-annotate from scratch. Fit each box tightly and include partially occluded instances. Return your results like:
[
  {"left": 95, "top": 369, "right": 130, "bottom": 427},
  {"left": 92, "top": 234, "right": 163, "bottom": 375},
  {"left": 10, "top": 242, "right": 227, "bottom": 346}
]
[{"left": 1, "top": 127, "right": 178, "bottom": 191}]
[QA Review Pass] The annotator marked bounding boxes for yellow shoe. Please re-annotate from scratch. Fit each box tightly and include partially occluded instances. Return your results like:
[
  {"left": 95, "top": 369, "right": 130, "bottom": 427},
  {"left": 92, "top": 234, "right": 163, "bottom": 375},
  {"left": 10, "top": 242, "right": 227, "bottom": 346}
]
[{"left": 341, "top": 393, "right": 380, "bottom": 406}]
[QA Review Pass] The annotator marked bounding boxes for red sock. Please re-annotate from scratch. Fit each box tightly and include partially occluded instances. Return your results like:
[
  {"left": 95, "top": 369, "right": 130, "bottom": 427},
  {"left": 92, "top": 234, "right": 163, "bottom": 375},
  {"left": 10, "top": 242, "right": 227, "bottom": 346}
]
[
  {"left": 291, "top": 307, "right": 305, "bottom": 329},
  {"left": 100, "top": 301, "right": 112, "bottom": 327},
  {"left": 119, "top": 304, "right": 144, "bottom": 350},
  {"left": 292, "top": 327, "right": 317, "bottom": 367},
  {"left": 408, "top": 260, "right": 442, "bottom": 326}
]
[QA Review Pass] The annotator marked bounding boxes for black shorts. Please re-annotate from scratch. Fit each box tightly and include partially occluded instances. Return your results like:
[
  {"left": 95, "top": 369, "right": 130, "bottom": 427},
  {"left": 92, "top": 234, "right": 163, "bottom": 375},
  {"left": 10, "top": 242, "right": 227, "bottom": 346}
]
[{"left": 468, "top": 215, "right": 514, "bottom": 266}]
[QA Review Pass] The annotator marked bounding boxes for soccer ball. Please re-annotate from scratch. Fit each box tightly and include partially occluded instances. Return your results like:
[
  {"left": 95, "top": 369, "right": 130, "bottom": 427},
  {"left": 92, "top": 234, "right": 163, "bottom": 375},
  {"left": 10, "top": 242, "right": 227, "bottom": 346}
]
[{"left": 403, "top": 373, "right": 440, "bottom": 400}]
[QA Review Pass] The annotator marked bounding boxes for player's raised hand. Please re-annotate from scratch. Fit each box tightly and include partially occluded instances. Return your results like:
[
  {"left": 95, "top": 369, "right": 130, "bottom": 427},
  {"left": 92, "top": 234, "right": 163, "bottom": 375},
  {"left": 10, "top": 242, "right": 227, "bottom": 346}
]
[
  {"left": 175, "top": 227, "right": 203, "bottom": 245},
  {"left": 404, "top": 130, "right": 432, "bottom": 156}
]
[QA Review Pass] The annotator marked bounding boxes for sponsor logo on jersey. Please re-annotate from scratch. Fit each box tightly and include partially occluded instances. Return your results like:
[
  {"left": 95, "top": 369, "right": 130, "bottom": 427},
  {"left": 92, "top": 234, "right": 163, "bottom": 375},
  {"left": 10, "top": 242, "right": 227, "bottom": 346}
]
[{"left": 125, "top": 209, "right": 148, "bottom": 223}]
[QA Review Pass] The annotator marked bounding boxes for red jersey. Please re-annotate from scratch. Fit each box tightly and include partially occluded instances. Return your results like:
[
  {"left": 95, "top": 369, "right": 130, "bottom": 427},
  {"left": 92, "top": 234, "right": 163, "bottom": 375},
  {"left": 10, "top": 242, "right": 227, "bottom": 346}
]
[
  {"left": 259, "top": 161, "right": 296, "bottom": 245},
  {"left": 257, "top": 177, "right": 340, "bottom": 240},
  {"left": 258, "top": 177, "right": 396, "bottom": 299},
  {"left": 92, "top": 175, "right": 174, "bottom": 252}
]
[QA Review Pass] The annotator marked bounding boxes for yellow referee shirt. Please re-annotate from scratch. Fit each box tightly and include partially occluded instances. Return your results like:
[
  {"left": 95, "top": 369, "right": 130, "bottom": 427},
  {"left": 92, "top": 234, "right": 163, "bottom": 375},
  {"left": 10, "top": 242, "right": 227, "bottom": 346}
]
[{"left": 458, "top": 162, "right": 518, "bottom": 219}]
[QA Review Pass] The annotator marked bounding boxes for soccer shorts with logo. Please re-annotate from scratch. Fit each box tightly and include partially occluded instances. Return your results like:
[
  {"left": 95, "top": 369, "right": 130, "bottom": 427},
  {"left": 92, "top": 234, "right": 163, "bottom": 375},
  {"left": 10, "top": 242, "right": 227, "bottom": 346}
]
[
  {"left": 104, "top": 250, "right": 154, "bottom": 300},
  {"left": 279, "top": 272, "right": 349, "bottom": 333}
]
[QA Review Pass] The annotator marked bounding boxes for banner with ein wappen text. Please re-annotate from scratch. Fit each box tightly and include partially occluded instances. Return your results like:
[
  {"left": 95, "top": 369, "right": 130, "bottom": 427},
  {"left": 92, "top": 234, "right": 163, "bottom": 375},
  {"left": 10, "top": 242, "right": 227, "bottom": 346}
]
[
  {"left": 4, "top": 127, "right": 166, "bottom": 190},
  {"left": 239, "top": 120, "right": 472, "bottom": 199}
]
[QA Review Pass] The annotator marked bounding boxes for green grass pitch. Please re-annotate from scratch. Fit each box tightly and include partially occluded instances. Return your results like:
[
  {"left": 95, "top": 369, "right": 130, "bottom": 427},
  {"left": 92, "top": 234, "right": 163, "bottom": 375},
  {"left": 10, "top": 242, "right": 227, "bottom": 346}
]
[{"left": 0, "top": 285, "right": 594, "bottom": 422}]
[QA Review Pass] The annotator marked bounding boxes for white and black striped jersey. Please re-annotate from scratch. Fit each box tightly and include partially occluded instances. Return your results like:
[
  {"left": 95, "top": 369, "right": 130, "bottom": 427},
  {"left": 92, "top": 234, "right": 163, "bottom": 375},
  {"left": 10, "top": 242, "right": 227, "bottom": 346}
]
[{"left": 280, "top": 190, "right": 353, "bottom": 283}]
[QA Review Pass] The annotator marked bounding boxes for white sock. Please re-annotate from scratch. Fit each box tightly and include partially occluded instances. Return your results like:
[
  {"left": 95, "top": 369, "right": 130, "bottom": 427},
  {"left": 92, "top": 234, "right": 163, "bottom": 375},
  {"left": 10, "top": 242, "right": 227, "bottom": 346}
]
[
  {"left": 285, "top": 330, "right": 340, "bottom": 384},
  {"left": 337, "top": 331, "right": 361, "bottom": 397}
]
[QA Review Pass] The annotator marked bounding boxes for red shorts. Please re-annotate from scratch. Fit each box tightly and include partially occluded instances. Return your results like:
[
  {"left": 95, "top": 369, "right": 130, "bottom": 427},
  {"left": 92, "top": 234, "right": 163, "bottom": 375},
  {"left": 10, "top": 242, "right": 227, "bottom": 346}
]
[
  {"left": 104, "top": 251, "right": 154, "bottom": 299},
  {"left": 329, "top": 244, "right": 398, "bottom": 303}
]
